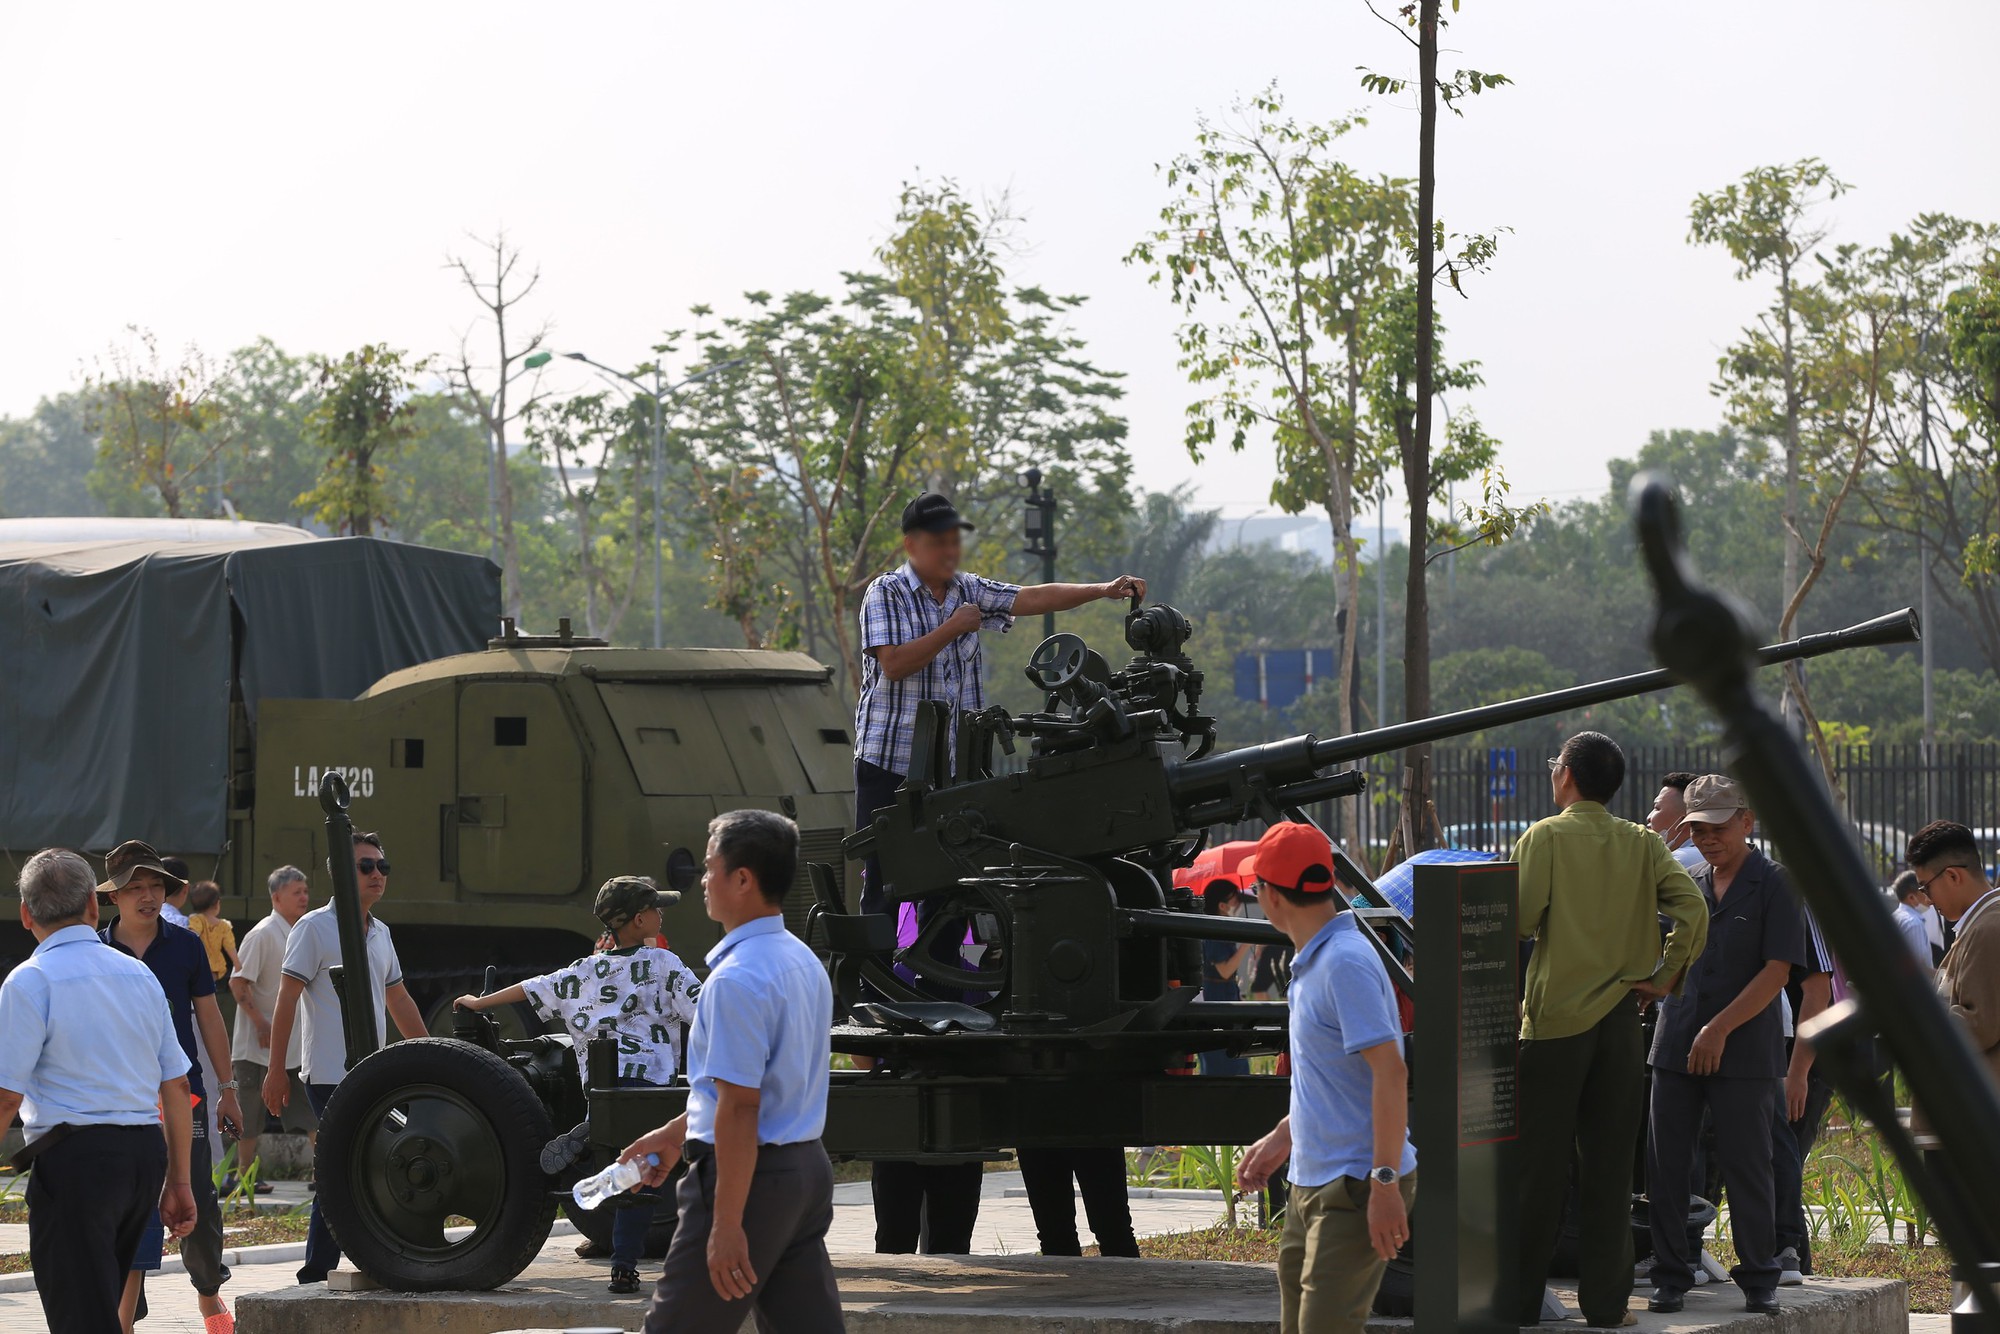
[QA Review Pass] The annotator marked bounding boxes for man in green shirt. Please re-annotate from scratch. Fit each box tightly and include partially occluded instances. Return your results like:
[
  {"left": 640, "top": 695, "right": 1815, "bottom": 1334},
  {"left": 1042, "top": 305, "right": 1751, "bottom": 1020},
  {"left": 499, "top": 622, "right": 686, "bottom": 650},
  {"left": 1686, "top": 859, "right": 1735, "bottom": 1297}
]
[{"left": 1512, "top": 731, "right": 1707, "bottom": 1327}]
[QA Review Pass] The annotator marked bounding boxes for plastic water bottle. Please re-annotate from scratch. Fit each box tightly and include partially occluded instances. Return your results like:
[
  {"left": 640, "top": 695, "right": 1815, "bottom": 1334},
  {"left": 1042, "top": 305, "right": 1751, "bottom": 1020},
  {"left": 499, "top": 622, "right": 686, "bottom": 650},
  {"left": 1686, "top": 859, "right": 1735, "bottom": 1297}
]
[{"left": 571, "top": 1153, "right": 658, "bottom": 1211}]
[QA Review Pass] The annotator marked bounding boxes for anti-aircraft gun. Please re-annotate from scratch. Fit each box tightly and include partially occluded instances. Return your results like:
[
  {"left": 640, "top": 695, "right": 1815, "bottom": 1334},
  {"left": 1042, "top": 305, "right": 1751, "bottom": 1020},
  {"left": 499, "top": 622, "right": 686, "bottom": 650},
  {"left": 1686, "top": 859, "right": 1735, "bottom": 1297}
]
[
  {"left": 807, "top": 594, "right": 1922, "bottom": 1145},
  {"left": 308, "top": 593, "right": 1919, "bottom": 1292}
]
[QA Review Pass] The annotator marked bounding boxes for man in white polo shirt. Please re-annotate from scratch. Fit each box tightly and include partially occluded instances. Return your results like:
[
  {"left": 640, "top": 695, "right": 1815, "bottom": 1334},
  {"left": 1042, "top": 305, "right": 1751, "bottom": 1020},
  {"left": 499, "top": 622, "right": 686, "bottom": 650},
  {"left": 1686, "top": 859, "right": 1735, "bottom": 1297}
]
[{"left": 261, "top": 832, "right": 426, "bottom": 1284}]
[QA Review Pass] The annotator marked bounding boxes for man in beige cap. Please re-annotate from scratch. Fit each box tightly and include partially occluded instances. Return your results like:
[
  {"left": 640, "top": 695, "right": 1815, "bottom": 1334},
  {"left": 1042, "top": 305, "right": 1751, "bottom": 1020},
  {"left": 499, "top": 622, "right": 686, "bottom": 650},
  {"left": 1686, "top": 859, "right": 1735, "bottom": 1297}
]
[{"left": 1646, "top": 776, "right": 1806, "bottom": 1315}]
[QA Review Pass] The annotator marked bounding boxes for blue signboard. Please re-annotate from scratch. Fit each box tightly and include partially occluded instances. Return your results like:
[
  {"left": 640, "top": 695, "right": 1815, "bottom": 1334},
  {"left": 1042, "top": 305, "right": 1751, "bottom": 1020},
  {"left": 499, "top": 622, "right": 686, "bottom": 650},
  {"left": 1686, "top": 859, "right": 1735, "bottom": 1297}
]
[
  {"left": 1232, "top": 647, "right": 1339, "bottom": 712},
  {"left": 1487, "top": 747, "right": 1517, "bottom": 799}
]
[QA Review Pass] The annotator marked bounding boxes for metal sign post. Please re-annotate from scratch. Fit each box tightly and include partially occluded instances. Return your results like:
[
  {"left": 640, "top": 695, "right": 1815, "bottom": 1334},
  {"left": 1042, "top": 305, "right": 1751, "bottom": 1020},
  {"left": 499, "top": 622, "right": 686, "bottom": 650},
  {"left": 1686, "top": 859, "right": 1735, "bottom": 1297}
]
[{"left": 1413, "top": 860, "right": 1520, "bottom": 1334}]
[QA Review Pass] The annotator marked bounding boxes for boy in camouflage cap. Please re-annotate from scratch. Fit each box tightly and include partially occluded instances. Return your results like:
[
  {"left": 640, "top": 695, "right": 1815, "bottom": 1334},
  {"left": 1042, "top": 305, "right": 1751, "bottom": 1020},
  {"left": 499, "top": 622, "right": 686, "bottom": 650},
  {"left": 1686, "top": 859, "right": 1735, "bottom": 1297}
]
[{"left": 455, "top": 875, "right": 697, "bottom": 1292}]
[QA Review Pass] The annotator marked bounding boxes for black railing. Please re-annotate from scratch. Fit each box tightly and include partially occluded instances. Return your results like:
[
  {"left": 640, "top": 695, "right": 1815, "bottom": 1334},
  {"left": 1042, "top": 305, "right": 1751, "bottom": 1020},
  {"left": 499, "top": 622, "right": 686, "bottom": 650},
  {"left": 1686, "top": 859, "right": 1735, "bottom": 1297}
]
[{"left": 1216, "top": 744, "right": 2000, "bottom": 881}]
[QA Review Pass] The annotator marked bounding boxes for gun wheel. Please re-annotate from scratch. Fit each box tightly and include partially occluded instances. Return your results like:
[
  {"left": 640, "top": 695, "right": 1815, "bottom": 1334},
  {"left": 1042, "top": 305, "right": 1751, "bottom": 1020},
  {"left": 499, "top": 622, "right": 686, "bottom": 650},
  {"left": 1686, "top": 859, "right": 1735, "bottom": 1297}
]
[{"left": 316, "top": 1037, "right": 556, "bottom": 1291}]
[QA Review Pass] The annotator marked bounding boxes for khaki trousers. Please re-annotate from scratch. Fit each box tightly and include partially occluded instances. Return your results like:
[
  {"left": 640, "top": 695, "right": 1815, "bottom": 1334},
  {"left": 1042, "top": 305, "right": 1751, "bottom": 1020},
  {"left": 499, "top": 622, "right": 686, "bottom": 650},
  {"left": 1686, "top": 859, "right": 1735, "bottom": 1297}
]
[{"left": 1279, "top": 1173, "right": 1417, "bottom": 1334}]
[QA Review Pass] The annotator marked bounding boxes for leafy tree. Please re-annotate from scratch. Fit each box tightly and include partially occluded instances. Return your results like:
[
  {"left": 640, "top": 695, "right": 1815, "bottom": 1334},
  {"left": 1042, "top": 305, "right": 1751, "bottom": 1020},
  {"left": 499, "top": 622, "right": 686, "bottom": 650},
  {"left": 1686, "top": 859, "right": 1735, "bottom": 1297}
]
[
  {"left": 1358, "top": 0, "right": 1512, "bottom": 847},
  {"left": 671, "top": 183, "right": 1130, "bottom": 688},
  {"left": 1128, "top": 90, "right": 1404, "bottom": 811},
  {"left": 297, "top": 345, "right": 431, "bottom": 537},
  {"left": 217, "top": 338, "right": 318, "bottom": 525},
  {"left": 1846, "top": 222, "right": 2000, "bottom": 675},
  {"left": 1688, "top": 160, "right": 1849, "bottom": 663},
  {"left": 85, "top": 328, "right": 244, "bottom": 518},
  {"left": 522, "top": 390, "right": 652, "bottom": 640},
  {"left": 0, "top": 391, "right": 103, "bottom": 517}
]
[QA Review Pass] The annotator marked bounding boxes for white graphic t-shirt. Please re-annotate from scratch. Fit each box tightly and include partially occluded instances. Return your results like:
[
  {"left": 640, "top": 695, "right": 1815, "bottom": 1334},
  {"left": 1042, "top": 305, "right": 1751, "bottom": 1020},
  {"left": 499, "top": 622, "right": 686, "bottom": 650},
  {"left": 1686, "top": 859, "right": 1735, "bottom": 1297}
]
[{"left": 521, "top": 945, "right": 699, "bottom": 1085}]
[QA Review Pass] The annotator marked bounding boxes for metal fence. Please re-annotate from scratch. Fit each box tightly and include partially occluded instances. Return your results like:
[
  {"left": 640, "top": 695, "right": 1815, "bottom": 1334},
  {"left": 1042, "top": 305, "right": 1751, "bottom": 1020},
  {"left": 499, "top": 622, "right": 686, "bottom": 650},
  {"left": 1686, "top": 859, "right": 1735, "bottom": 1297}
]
[{"left": 1224, "top": 744, "right": 2000, "bottom": 880}]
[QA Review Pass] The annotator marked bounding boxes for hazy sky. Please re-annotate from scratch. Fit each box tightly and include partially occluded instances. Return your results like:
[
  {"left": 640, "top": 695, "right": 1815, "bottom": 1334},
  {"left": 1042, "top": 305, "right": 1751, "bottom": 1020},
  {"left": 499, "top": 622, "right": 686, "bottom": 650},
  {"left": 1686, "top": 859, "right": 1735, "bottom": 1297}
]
[{"left": 4, "top": 1, "right": 1996, "bottom": 523}]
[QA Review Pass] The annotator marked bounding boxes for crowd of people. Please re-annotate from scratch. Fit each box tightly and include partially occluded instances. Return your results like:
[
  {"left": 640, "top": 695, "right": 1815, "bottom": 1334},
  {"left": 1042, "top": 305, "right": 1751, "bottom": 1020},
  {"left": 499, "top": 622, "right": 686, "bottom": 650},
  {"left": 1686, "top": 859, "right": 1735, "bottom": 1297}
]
[{"left": 5, "top": 486, "right": 1998, "bottom": 1334}]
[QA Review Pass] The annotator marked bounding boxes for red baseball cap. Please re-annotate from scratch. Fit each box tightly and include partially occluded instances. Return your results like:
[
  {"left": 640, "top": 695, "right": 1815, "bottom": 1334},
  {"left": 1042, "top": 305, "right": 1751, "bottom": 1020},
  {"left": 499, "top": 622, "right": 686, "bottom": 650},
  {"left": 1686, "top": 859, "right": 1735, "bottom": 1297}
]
[{"left": 1240, "top": 822, "right": 1337, "bottom": 894}]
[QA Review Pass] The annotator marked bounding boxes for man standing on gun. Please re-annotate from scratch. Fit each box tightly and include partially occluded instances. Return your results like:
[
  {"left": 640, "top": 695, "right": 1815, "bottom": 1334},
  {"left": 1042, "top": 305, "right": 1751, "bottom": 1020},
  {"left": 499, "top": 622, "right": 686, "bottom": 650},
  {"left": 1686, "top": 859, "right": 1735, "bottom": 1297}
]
[{"left": 851, "top": 489, "right": 1144, "bottom": 1255}]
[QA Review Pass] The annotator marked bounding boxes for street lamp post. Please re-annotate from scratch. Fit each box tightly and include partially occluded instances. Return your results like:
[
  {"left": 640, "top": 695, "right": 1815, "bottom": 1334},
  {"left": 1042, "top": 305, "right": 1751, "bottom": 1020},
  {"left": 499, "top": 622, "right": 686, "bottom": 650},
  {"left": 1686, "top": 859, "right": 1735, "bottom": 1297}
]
[
  {"left": 532, "top": 350, "right": 744, "bottom": 648},
  {"left": 1020, "top": 467, "right": 1059, "bottom": 641}
]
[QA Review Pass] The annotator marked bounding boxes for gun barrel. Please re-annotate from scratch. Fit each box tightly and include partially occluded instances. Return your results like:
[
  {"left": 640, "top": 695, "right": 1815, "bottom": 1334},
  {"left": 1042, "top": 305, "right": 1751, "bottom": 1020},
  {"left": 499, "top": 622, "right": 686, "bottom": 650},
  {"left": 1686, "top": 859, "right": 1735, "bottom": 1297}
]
[{"left": 1305, "top": 608, "right": 1919, "bottom": 769}]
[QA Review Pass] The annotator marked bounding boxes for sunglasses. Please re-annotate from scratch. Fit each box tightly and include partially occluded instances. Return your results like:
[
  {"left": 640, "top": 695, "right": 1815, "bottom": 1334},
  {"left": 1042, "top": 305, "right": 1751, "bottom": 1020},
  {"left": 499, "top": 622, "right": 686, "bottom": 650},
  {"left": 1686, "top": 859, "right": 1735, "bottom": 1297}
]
[{"left": 357, "top": 857, "right": 391, "bottom": 875}]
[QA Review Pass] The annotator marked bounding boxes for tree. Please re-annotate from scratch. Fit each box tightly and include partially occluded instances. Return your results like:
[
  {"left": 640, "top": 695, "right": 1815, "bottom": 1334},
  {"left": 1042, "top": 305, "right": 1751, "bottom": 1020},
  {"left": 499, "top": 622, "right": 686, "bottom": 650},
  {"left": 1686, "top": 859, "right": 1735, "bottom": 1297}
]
[
  {"left": 0, "top": 391, "right": 103, "bottom": 517},
  {"left": 1129, "top": 89, "right": 1407, "bottom": 850},
  {"left": 86, "top": 328, "right": 244, "bottom": 518},
  {"left": 1359, "top": 0, "right": 1511, "bottom": 850},
  {"left": 1689, "top": 158, "right": 1851, "bottom": 716},
  {"left": 446, "top": 233, "right": 551, "bottom": 620},
  {"left": 297, "top": 345, "right": 432, "bottom": 536},
  {"left": 522, "top": 390, "right": 652, "bottom": 640},
  {"left": 1850, "top": 222, "right": 2000, "bottom": 675},
  {"left": 216, "top": 338, "right": 318, "bottom": 525},
  {"left": 672, "top": 183, "right": 1130, "bottom": 688}
]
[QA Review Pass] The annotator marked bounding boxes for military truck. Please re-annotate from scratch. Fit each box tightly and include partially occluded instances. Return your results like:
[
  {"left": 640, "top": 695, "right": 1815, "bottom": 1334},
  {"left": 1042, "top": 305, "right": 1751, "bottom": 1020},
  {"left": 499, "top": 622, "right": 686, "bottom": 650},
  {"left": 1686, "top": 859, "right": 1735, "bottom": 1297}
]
[{"left": 0, "top": 528, "right": 857, "bottom": 1026}]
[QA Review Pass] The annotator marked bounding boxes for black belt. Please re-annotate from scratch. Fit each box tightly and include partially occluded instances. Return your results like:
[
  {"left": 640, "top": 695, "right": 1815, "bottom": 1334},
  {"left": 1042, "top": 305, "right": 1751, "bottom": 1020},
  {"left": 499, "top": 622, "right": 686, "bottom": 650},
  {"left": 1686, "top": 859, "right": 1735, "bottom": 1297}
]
[
  {"left": 684, "top": 1138, "right": 815, "bottom": 1163},
  {"left": 9, "top": 1121, "right": 153, "bottom": 1171}
]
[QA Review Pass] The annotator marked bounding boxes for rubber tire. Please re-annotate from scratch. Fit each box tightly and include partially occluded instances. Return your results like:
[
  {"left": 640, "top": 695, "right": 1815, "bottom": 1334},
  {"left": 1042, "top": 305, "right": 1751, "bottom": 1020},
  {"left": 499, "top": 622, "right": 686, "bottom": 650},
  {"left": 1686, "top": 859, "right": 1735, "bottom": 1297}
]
[
  {"left": 316, "top": 1037, "right": 557, "bottom": 1291},
  {"left": 562, "top": 1190, "right": 680, "bottom": 1260}
]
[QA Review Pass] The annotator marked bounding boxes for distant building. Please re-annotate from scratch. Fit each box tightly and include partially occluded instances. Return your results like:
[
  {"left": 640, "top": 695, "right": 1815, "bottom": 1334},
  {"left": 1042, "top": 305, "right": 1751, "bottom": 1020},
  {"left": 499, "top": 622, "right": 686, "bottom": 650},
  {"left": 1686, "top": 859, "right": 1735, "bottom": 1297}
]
[{"left": 1206, "top": 512, "right": 1396, "bottom": 565}]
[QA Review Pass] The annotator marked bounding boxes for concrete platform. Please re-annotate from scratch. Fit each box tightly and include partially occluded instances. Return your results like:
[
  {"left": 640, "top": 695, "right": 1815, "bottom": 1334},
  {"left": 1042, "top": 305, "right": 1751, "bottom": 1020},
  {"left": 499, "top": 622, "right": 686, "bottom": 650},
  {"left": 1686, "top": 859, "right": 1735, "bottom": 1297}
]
[{"left": 236, "top": 1252, "right": 1906, "bottom": 1334}]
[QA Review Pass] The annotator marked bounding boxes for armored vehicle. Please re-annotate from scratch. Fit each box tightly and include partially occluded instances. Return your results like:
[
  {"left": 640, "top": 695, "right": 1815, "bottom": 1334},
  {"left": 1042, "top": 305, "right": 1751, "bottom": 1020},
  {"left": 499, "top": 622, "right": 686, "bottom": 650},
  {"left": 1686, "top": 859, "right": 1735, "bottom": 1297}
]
[
  {"left": 310, "top": 592, "right": 1919, "bottom": 1291},
  {"left": 0, "top": 532, "right": 856, "bottom": 1026}
]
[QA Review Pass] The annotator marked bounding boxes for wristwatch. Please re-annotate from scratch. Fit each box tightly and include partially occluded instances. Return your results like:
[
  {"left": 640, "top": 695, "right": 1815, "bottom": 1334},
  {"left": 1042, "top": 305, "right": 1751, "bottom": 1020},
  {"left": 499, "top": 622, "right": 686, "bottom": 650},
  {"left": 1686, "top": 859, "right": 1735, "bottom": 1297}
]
[
  {"left": 217, "top": 1080, "right": 239, "bottom": 1091},
  {"left": 1369, "top": 1165, "right": 1399, "bottom": 1186}
]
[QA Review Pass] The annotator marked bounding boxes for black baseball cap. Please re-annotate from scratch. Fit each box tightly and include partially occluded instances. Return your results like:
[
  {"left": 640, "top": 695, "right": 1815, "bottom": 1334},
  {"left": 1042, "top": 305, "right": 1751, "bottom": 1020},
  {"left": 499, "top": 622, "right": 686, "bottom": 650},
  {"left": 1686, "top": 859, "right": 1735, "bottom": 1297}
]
[{"left": 901, "top": 492, "right": 975, "bottom": 534}]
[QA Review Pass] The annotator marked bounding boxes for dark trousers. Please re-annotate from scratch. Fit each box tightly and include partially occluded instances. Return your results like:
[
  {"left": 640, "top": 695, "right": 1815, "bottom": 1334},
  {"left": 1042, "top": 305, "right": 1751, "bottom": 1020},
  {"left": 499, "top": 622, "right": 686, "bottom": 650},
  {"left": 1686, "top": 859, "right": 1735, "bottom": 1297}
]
[
  {"left": 1649, "top": 1069, "right": 1780, "bottom": 1295},
  {"left": 870, "top": 1160, "right": 983, "bottom": 1254},
  {"left": 855, "top": 759, "right": 902, "bottom": 916},
  {"left": 643, "top": 1140, "right": 843, "bottom": 1334},
  {"left": 1772, "top": 1065, "right": 1833, "bottom": 1266},
  {"left": 1017, "top": 1147, "right": 1139, "bottom": 1257},
  {"left": 858, "top": 759, "right": 984, "bottom": 1255},
  {"left": 300, "top": 1083, "right": 340, "bottom": 1282},
  {"left": 1515, "top": 1002, "right": 1644, "bottom": 1326},
  {"left": 182, "top": 1096, "right": 226, "bottom": 1296},
  {"left": 611, "top": 1183, "right": 668, "bottom": 1270},
  {"left": 29, "top": 1125, "right": 166, "bottom": 1334}
]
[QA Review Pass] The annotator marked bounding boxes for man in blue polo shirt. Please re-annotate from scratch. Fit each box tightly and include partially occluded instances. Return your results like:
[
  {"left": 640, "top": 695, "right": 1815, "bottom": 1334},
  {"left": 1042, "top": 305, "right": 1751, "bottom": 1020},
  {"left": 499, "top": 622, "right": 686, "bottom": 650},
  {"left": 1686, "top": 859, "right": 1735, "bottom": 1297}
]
[
  {"left": 1238, "top": 821, "right": 1416, "bottom": 1334},
  {"left": 620, "top": 809, "right": 843, "bottom": 1333},
  {"left": 100, "top": 839, "right": 242, "bottom": 1334}
]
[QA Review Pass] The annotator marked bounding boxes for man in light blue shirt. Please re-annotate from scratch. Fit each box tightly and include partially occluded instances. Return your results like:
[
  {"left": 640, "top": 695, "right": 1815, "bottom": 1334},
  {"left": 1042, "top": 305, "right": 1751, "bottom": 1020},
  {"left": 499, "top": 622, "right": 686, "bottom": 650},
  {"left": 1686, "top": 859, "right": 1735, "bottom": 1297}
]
[
  {"left": 0, "top": 849, "right": 197, "bottom": 1334},
  {"left": 1237, "top": 822, "right": 1416, "bottom": 1334},
  {"left": 622, "top": 809, "right": 842, "bottom": 1333}
]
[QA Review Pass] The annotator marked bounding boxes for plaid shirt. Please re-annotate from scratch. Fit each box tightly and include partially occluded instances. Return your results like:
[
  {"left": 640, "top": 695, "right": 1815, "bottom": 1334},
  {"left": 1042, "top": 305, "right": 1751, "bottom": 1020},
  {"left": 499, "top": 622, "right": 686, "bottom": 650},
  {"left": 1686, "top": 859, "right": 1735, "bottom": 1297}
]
[{"left": 854, "top": 562, "right": 1019, "bottom": 777}]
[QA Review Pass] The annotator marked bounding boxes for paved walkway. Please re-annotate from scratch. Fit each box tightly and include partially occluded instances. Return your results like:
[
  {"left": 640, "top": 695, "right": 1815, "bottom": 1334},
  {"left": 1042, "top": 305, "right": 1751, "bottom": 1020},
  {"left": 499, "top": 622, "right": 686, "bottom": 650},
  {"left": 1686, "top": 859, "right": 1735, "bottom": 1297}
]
[{"left": 0, "top": 1172, "right": 1237, "bottom": 1332}]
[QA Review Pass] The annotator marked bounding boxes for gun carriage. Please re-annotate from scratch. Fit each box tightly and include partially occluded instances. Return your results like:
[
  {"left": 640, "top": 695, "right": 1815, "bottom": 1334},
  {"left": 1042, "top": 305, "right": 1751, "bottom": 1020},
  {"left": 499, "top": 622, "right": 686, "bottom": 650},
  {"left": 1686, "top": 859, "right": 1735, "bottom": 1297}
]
[{"left": 310, "top": 581, "right": 1925, "bottom": 1291}]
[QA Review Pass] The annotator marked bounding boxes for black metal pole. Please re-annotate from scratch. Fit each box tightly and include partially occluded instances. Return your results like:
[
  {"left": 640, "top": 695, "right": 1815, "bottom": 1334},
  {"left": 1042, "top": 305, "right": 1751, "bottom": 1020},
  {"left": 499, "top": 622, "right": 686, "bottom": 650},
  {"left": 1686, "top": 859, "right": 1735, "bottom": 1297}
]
[
  {"left": 319, "top": 770, "right": 380, "bottom": 1072},
  {"left": 1633, "top": 473, "right": 2000, "bottom": 1325}
]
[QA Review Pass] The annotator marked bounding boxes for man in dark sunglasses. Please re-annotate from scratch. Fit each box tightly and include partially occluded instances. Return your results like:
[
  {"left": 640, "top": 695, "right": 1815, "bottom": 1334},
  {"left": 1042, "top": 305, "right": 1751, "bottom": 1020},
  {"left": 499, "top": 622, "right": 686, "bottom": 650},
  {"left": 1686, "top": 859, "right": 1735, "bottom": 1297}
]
[{"left": 261, "top": 831, "right": 427, "bottom": 1284}]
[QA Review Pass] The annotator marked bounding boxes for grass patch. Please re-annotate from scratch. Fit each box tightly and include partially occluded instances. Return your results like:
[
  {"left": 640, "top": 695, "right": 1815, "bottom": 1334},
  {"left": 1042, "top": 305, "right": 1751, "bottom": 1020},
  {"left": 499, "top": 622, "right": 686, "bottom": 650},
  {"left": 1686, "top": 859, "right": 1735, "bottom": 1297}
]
[
  {"left": 0, "top": 1202, "right": 310, "bottom": 1265},
  {"left": 1119, "top": 1222, "right": 1282, "bottom": 1264}
]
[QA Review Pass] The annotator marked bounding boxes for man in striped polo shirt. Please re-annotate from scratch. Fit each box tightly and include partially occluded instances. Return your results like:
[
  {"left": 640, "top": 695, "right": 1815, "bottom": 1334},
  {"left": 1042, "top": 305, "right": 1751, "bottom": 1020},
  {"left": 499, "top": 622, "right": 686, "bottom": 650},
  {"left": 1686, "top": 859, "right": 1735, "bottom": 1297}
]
[{"left": 852, "top": 489, "right": 1143, "bottom": 1256}]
